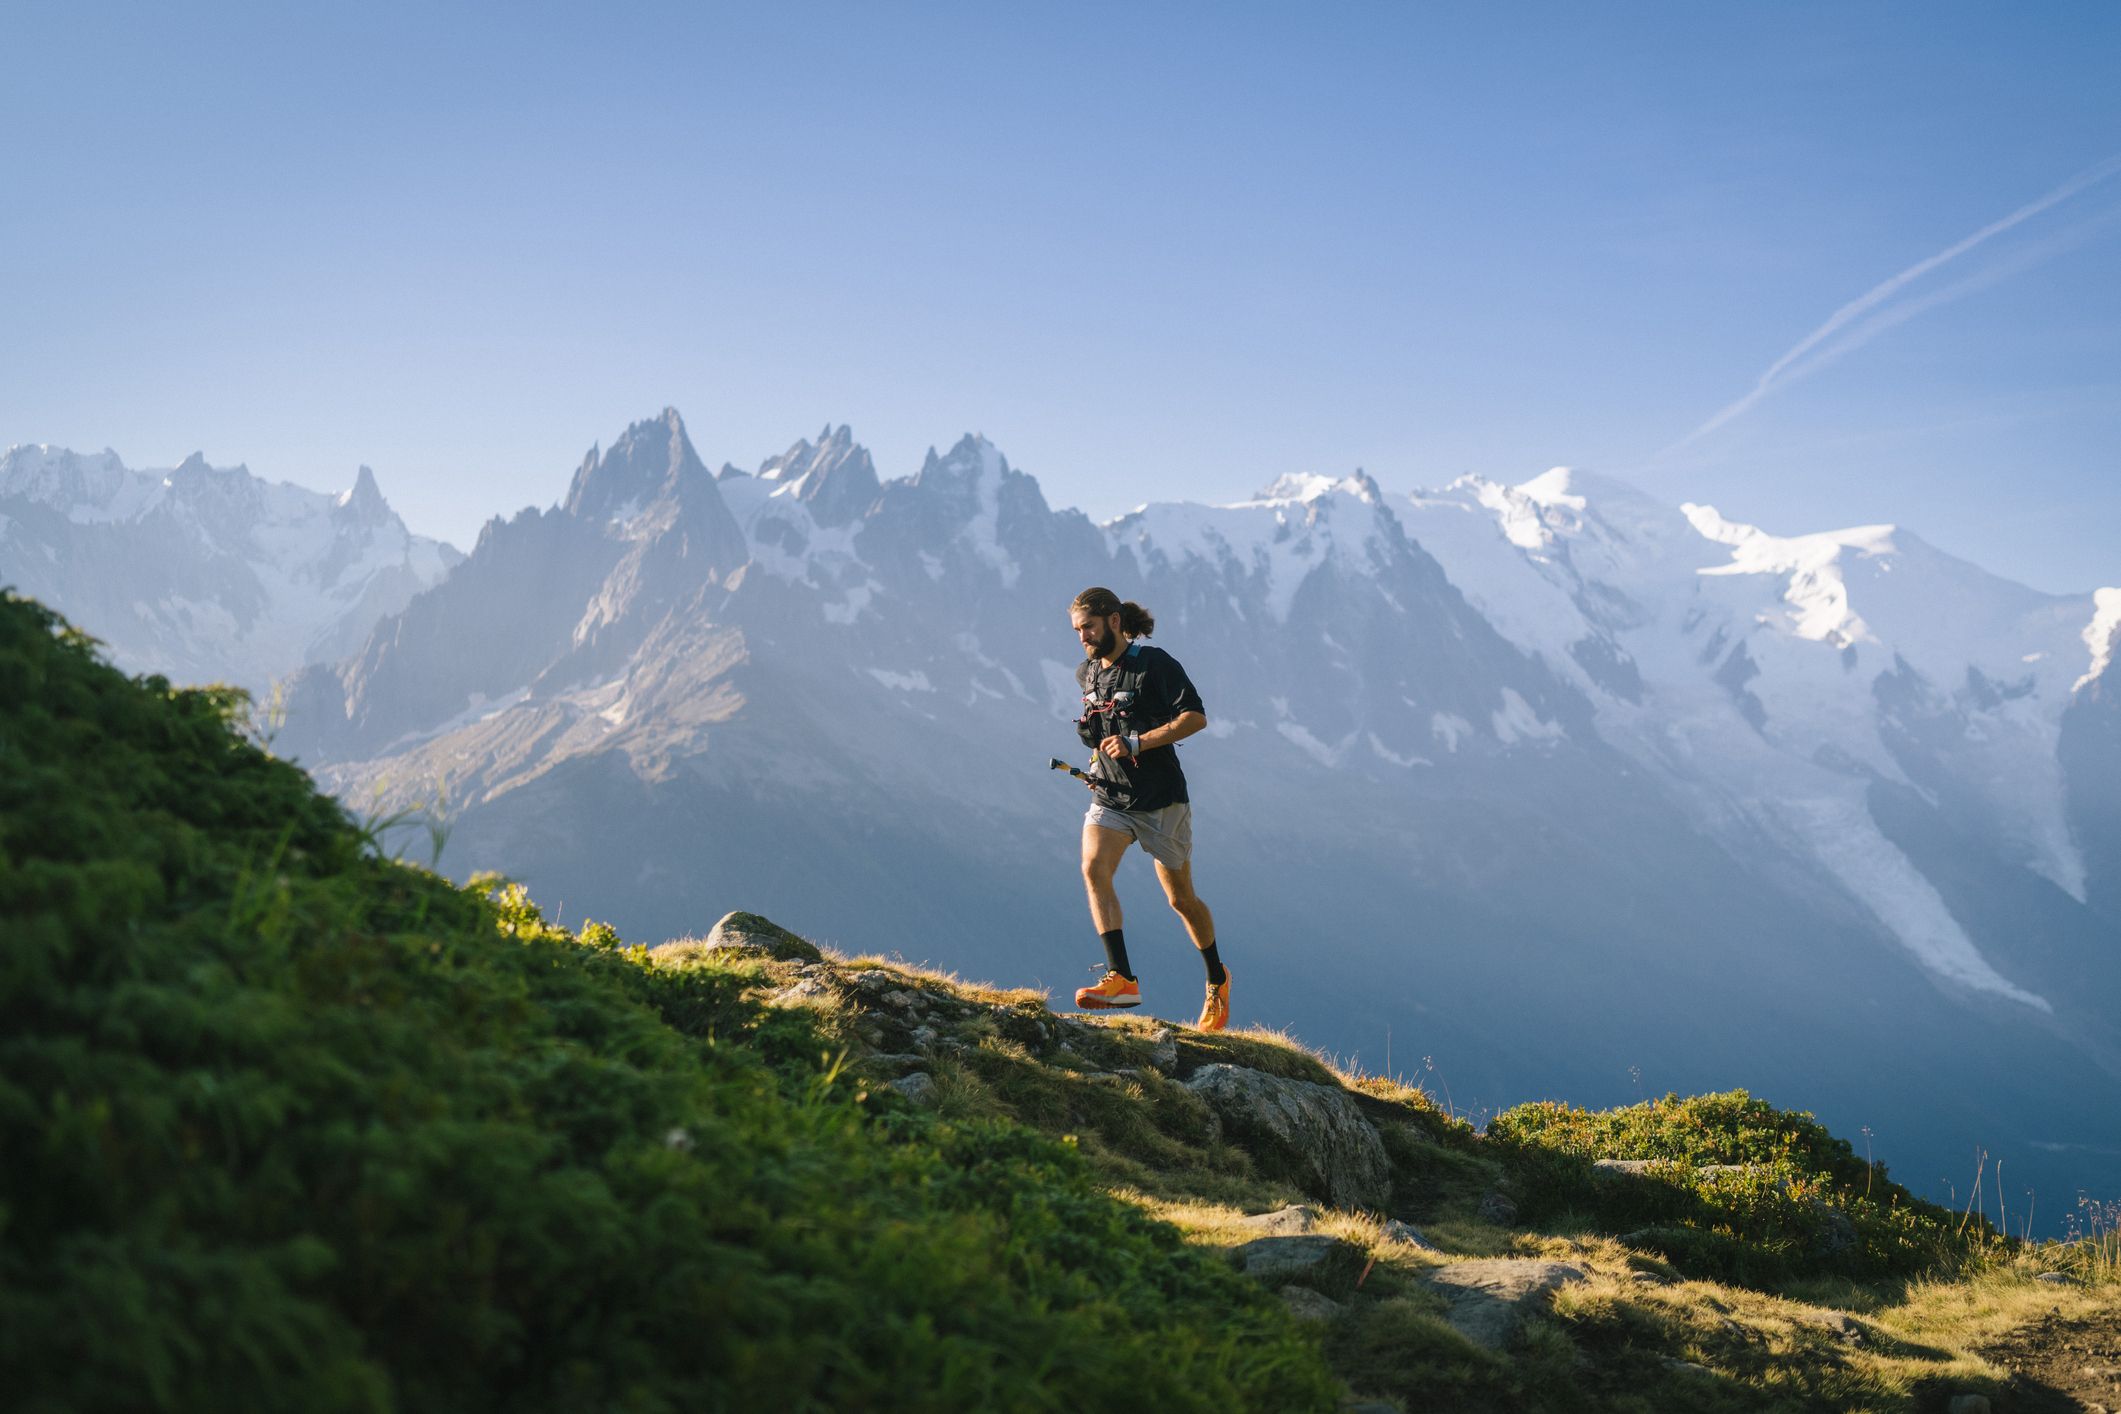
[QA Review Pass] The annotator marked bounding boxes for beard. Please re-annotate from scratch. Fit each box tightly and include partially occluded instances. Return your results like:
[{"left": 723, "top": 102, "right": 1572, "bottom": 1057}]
[{"left": 1086, "top": 623, "right": 1118, "bottom": 658}]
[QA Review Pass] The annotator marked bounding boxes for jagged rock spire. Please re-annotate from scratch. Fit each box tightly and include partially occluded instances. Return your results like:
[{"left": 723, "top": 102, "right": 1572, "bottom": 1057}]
[
  {"left": 335, "top": 465, "right": 391, "bottom": 523},
  {"left": 757, "top": 423, "right": 880, "bottom": 527},
  {"left": 562, "top": 408, "right": 708, "bottom": 522}
]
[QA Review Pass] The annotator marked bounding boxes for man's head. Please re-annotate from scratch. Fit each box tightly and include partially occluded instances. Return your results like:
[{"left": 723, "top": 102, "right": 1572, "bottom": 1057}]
[
  {"left": 1072, "top": 602, "right": 1123, "bottom": 660},
  {"left": 1070, "top": 586, "right": 1152, "bottom": 660}
]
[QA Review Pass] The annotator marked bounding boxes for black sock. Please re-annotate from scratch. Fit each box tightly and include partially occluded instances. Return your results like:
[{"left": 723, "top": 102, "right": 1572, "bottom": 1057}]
[
  {"left": 1100, "top": 928, "right": 1134, "bottom": 980},
  {"left": 1199, "top": 941, "right": 1226, "bottom": 986}
]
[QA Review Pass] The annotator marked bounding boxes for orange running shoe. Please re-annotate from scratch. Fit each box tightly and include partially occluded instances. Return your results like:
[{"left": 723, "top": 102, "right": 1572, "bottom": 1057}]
[
  {"left": 1197, "top": 971, "right": 1231, "bottom": 1031},
  {"left": 1075, "top": 969, "right": 1142, "bottom": 1010}
]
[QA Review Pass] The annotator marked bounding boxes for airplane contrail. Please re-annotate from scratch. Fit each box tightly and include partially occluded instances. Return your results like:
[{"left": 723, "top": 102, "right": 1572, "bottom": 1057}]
[
  {"left": 1769, "top": 205, "right": 2121, "bottom": 391},
  {"left": 1670, "top": 153, "right": 2121, "bottom": 452}
]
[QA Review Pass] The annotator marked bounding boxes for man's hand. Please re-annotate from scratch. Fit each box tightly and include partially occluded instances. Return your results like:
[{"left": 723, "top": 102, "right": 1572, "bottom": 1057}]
[{"left": 1099, "top": 734, "right": 1133, "bottom": 760}]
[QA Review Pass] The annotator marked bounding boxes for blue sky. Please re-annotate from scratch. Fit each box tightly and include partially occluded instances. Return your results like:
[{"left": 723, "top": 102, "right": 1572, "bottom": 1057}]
[{"left": 5, "top": 2, "right": 2119, "bottom": 591}]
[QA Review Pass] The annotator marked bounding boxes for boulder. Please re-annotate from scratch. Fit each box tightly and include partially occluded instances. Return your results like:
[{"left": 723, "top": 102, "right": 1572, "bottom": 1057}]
[
  {"left": 1184, "top": 1064, "right": 1391, "bottom": 1211},
  {"left": 889, "top": 1072, "right": 940, "bottom": 1109},
  {"left": 1231, "top": 1235, "right": 1367, "bottom": 1289},
  {"left": 1423, "top": 1259, "right": 1586, "bottom": 1349},
  {"left": 1145, "top": 1026, "right": 1179, "bottom": 1075},
  {"left": 1808, "top": 1200, "right": 1858, "bottom": 1257},
  {"left": 1476, "top": 1190, "right": 1519, "bottom": 1225},
  {"left": 1381, "top": 1218, "right": 1439, "bottom": 1252},
  {"left": 1235, "top": 1204, "right": 1320, "bottom": 1236},
  {"left": 1278, "top": 1285, "right": 1343, "bottom": 1323},
  {"left": 703, "top": 911, "right": 823, "bottom": 963},
  {"left": 1795, "top": 1310, "right": 1866, "bottom": 1346}
]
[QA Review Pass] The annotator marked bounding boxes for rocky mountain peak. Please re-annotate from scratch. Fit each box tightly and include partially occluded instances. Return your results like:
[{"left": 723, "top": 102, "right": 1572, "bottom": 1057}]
[
  {"left": 561, "top": 407, "right": 711, "bottom": 524},
  {"left": 334, "top": 464, "right": 392, "bottom": 525},
  {"left": 757, "top": 423, "right": 880, "bottom": 528},
  {"left": 0, "top": 443, "right": 137, "bottom": 511},
  {"left": 917, "top": 433, "right": 1004, "bottom": 484}
]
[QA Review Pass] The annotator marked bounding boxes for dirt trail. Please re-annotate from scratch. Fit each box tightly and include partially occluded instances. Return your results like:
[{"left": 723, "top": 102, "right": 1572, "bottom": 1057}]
[{"left": 1980, "top": 1308, "right": 2121, "bottom": 1412}]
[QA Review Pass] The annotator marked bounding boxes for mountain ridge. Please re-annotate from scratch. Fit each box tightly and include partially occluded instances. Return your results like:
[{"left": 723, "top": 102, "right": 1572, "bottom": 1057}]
[{"left": 0, "top": 440, "right": 461, "bottom": 693}]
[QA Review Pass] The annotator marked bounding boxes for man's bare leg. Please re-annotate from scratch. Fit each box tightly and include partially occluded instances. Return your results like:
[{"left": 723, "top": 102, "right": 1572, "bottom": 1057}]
[
  {"left": 1153, "top": 858, "right": 1215, "bottom": 949},
  {"left": 1081, "top": 821, "right": 1132, "bottom": 935},
  {"left": 1076, "top": 821, "right": 1141, "bottom": 1007},
  {"left": 1156, "top": 857, "right": 1229, "bottom": 1029}
]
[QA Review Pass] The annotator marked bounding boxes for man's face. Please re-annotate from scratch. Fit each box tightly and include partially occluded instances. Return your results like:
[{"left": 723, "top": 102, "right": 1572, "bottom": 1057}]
[{"left": 1072, "top": 608, "right": 1121, "bottom": 659}]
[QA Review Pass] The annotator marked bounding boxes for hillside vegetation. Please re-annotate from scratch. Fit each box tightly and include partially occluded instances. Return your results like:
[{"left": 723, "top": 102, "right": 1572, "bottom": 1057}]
[{"left": 2, "top": 589, "right": 2113, "bottom": 1413}]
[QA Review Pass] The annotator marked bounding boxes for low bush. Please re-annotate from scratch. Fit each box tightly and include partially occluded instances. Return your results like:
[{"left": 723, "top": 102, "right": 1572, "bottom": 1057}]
[{"left": 1487, "top": 1091, "right": 1981, "bottom": 1285}]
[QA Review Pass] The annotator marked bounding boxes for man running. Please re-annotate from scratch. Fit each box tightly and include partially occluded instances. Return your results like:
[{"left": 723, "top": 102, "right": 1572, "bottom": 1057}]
[{"left": 1066, "top": 586, "right": 1230, "bottom": 1031}]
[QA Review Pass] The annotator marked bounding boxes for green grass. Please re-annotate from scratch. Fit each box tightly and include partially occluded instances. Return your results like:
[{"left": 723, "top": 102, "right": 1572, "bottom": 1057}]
[
  {"left": 0, "top": 591, "right": 1339, "bottom": 1414},
  {"left": 1486, "top": 1092, "right": 1981, "bottom": 1286}
]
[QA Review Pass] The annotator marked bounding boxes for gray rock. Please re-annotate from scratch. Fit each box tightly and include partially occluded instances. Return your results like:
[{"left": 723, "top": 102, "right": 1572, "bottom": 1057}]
[
  {"left": 881, "top": 988, "right": 923, "bottom": 1011},
  {"left": 1796, "top": 1310, "right": 1865, "bottom": 1345},
  {"left": 1661, "top": 1358, "right": 1714, "bottom": 1376},
  {"left": 703, "top": 910, "right": 823, "bottom": 963},
  {"left": 1231, "top": 1235, "right": 1367, "bottom": 1288},
  {"left": 1146, "top": 1026, "right": 1179, "bottom": 1075},
  {"left": 1594, "top": 1158, "right": 1775, "bottom": 1185},
  {"left": 2033, "top": 1270, "right": 2071, "bottom": 1284},
  {"left": 1236, "top": 1204, "right": 1320, "bottom": 1236},
  {"left": 1946, "top": 1397, "right": 1991, "bottom": 1414},
  {"left": 1423, "top": 1259, "right": 1587, "bottom": 1349},
  {"left": 1278, "top": 1285, "right": 1343, "bottom": 1323},
  {"left": 1184, "top": 1064, "right": 1391, "bottom": 1211},
  {"left": 909, "top": 1025, "right": 939, "bottom": 1051},
  {"left": 1593, "top": 1158, "right": 1659, "bottom": 1178},
  {"left": 1809, "top": 1200, "right": 1857, "bottom": 1256},
  {"left": 889, "top": 1072, "right": 940, "bottom": 1108},
  {"left": 766, "top": 977, "right": 839, "bottom": 1008},
  {"left": 1381, "top": 1218, "right": 1439, "bottom": 1251},
  {"left": 1476, "top": 1190, "right": 1519, "bottom": 1225}
]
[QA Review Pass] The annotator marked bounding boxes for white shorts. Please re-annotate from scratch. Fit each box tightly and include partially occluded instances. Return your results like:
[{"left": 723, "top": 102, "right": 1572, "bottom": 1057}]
[{"left": 1085, "top": 800, "right": 1194, "bottom": 869}]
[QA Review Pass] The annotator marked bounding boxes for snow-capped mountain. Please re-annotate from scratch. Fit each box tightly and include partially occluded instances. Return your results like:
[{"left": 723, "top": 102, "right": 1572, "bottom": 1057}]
[
  {"left": 0, "top": 443, "right": 461, "bottom": 694},
  {"left": 1403, "top": 469, "right": 2120, "bottom": 1022},
  {"left": 131, "top": 410, "right": 2121, "bottom": 1224}
]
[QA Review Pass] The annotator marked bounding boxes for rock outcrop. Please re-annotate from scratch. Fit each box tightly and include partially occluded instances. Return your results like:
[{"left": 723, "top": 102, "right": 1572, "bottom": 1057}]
[
  {"left": 1184, "top": 1064, "right": 1391, "bottom": 1211},
  {"left": 1423, "top": 1259, "right": 1587, "bottom": 1349},
  {"left": 1230, "top": 1235, "right": 1367, "bottom": 1289}
]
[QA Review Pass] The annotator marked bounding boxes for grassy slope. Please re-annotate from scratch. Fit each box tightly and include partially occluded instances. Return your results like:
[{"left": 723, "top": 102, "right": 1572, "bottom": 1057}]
[
  {"left": 0, "top": 592, "right": 1336, "bottom": 1413},
  {"left": 4, "top": 588, "right": 2114, "bottom": 1412}
]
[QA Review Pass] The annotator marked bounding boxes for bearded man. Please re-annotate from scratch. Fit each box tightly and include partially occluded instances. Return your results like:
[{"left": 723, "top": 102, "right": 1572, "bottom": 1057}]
[{"left": 1066, "top": 586, "right": 1229, "bottom": 1031}]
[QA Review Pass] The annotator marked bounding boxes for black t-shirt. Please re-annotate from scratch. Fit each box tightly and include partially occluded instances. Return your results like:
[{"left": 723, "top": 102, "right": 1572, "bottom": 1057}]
[{"left": 1073, "top": 642, "right": 1205, "bottom": 814}]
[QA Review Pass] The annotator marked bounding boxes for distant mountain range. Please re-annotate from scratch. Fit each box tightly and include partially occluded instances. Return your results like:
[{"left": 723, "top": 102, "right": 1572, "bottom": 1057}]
[
  {"left": 0, "top": 443, "right": 459, "bottom": 694},
  {"left": 11, "top": 409, "right": 2119, "bottom": 1225}
]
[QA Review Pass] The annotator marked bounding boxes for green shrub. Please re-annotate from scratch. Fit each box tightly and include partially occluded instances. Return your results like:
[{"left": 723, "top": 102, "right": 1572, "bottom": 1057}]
[
  {"left": 0, "top": 592, "right": 1337, "bottom": 1413},
  {"left": 1486, "top": 1091, "right": 1976, "bottom": 1285}
]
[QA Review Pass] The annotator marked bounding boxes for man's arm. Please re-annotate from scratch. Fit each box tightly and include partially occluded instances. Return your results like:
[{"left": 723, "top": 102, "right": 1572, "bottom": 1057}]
[{"left": 1100, "top": 710, "right": 1207, "bottom": 758}]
